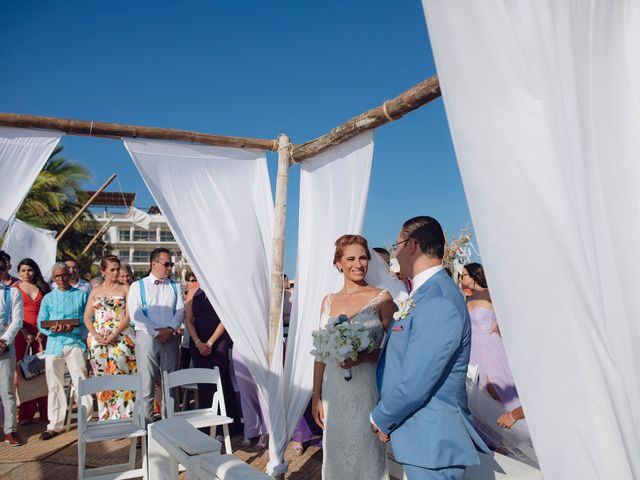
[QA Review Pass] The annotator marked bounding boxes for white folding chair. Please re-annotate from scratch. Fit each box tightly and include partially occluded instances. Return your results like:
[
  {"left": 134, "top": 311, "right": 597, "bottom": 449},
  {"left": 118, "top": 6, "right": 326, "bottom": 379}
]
[
  {"left": 162, "top": 367, "right": 234, "bottom": 454},
  {"left": 77, "top": 373, "right": 148, "bottom": 480}
]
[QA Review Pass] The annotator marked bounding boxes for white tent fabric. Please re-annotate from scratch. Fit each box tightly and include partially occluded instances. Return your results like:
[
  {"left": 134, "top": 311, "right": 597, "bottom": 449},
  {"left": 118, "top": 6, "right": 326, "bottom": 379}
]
[
  {"left": 1, "top": 219, "right": 57, "bottom": 282},
  {"left": 282, "top": 131, "right": 374, "bottom": 465},
  {"left": 126, "top": 206, "right": 153, "bottom": 230},
  {"left": 0, "top": 127, "right": 61, "bottom": 235},
  {"left": 422, "top": 1, "right": 640, "bottom": 478},
  {"left": 122, "top": 138, "right": 282, "bottom": 465}
]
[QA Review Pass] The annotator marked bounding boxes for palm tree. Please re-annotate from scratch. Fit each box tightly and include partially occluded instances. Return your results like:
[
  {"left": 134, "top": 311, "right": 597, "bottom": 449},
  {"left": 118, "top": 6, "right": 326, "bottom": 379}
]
[{"left": 16, "top": 145, "right": 103, "bottom": 270}]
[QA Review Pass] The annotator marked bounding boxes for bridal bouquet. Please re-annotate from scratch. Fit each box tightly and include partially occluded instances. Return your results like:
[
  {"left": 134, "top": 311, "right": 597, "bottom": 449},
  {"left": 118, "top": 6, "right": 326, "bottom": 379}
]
[{"left": 311, "top": 314, "right": 378, "bottom": 381}]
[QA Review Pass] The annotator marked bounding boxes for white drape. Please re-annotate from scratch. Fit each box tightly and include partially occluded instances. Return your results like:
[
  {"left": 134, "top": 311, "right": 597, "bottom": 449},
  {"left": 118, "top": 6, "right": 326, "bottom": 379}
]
[
  {"left": 0, "top": 127, "right": 61, "bottom": 235},
  {"left": 282, "top": 131, "right": 374, "bottom": 464},
  {"left": 126, "top": 206, "right": 153, "bottom": 230},
  {"left": 123, "top": 139, "right": 281, "bottom": 462},
  {"left": 1, "top": 219, "right": 57, "bottom": 281},
  {"left": 422, "top": 1, "right": 640, "bottom": 478}
]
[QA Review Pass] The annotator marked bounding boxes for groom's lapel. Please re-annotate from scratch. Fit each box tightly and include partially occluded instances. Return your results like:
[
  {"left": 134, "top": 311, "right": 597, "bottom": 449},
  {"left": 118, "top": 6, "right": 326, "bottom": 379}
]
[{"left": 380, "top": 270, "right": 446, "bottom": 352}]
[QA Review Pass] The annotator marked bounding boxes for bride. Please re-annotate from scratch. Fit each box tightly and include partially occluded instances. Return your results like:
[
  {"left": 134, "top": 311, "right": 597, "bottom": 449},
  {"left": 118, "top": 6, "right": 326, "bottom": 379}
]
[{"left": 312, "top": 234, "right": 397, "bottom": 479}]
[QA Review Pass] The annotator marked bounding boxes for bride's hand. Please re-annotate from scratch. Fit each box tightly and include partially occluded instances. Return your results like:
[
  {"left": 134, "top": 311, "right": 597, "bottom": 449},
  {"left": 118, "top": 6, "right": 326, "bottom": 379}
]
[
  {"left": 312, "top": 396, "right": 324, "bottom": 430},
  {"left": 340, "top": 351, "right": 372, "bottom": 368},
  {"left": 339, "top": 358, "right": 354, "bottom": 369}
]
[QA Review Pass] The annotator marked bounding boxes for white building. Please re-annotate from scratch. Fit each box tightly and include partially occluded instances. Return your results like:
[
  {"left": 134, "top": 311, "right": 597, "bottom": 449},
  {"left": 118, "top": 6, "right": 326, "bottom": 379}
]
[{"left": 86, "top": 192, "right": 189, "bottom": 278}]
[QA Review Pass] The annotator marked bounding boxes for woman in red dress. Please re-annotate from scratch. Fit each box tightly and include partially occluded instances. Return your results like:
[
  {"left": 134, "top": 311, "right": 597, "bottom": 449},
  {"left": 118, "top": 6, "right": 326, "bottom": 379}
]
[{"left": 15, "top": 258, "right": 51, "bottom": 424}]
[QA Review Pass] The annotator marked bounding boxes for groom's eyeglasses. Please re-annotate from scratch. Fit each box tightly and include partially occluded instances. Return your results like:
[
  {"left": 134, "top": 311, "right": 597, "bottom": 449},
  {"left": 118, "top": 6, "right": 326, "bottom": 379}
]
[{"left": 392, "top": 239, "right": 412, "bottom": 249}]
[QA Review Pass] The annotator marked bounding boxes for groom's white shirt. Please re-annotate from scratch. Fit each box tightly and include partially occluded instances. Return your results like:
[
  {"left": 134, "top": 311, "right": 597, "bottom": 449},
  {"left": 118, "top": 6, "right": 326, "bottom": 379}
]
[
  {"left": 370, "top": 263, "right": 444, "bottom": 430},
  {"left": 408, "top": 264, "right": 444, "bottom": 297}
]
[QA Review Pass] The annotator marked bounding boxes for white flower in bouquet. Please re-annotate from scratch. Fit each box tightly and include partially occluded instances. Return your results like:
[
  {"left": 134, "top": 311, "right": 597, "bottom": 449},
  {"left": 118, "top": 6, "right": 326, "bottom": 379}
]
[{"left": 311, "top": 314, "right": 378, "bottom": 381}]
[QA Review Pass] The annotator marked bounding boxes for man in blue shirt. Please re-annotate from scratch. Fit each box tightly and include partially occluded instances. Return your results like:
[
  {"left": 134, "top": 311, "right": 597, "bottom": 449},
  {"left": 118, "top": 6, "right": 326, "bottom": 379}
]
[{"left": 38, "top": 263, "right": 93, "bottom": 440}]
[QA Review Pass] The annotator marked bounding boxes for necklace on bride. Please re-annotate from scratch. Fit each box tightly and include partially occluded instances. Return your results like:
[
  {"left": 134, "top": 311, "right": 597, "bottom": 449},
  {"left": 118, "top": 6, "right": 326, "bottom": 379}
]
[{"left": 343, "top": 283, "right": 367, "bottom": 296}]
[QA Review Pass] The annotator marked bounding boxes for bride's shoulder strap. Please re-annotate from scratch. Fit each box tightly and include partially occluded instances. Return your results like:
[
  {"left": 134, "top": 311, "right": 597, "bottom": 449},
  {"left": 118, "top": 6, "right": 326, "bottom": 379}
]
[
  {"left": 321, "top": 294, "right": 332, "bottom": 315},
  {"left": 371, "top": 288, "right": 390, "bottom": 309}
]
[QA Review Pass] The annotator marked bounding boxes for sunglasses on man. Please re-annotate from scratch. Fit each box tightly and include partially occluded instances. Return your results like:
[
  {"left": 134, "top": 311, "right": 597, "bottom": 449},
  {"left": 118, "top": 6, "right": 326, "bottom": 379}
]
[{"left": 155, "top": 261, "right": 174, "bottom": 268}]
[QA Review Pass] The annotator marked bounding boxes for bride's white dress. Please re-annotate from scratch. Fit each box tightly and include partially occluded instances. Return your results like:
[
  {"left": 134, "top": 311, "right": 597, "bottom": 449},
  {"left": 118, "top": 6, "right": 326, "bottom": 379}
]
[{"left": 320, "top": 292, "right": 389, "bottom": 480}]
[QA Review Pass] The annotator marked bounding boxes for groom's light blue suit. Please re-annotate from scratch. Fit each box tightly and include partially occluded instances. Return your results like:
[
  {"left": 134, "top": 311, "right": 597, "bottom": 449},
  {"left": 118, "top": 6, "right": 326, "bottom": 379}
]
[{"left": 373, "top": 269, "right": 489, "bottom": 479}]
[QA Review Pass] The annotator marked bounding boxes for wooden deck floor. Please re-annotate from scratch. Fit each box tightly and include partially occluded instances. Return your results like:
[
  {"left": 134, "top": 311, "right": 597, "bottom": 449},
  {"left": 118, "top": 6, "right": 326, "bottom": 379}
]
[{"left": 0, "top": 419, "right": 322, "bottom": 479}]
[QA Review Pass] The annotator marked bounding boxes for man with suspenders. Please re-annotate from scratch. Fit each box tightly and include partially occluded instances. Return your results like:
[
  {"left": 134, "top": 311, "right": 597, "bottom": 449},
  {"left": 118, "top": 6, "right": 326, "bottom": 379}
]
[
  {"left": 0, "top": 256, "right": 24, "bottom": 446},
  {"left": 128, "top": 248, "right": 184, "bottom": 425}
]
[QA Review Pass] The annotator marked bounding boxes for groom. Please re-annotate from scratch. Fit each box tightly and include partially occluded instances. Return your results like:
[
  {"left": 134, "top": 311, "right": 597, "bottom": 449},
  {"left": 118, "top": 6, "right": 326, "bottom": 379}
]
[{"left": 371, "top": 216, "right": 488, "bottom": 479}]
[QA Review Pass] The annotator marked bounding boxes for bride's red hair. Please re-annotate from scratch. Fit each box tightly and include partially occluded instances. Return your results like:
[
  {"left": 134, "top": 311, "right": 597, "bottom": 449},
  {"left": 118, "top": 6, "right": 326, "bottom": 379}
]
[{"left": 333, "top": 234, "right": 371, "bottom": 266}]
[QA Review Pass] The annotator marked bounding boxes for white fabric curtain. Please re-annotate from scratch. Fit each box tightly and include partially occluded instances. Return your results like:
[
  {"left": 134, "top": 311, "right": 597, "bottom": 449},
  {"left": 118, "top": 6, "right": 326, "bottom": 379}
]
[
  {"left": 126, "top": 206, "right": 153, "bottom": 230},
  {"left": 282, "top": 131, "right": 375, "bottom": 463},
  {"left": 1, "top": 219, "right": 57, "bottom": 281},
  {"left": 123, "top": 139, "right": 280, "bottom": 458},
  {"left": 422, "top": 1, "right": 640, "bottom": 478},
  {"left": 0, "top": 127, "right": 61, "bottom": 235}
]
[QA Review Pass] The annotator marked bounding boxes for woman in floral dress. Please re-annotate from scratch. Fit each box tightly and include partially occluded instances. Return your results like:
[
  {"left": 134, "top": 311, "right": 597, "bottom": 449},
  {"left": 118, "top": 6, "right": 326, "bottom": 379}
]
[{"left": 83, "top": 255, "right": 137, "bottom": 420}]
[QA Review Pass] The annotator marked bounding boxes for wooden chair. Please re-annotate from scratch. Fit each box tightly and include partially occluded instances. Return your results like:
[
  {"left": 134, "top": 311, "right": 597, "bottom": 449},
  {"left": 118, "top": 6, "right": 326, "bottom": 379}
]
[{"left": 77, "top": 373, "right": 148, "bottom": 480}]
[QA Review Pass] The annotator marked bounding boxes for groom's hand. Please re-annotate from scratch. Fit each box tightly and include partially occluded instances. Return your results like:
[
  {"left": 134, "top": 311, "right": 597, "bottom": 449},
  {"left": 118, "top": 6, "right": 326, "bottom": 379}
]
[{"left": 376, "top": 430, "right": 390, "bottom": 443}]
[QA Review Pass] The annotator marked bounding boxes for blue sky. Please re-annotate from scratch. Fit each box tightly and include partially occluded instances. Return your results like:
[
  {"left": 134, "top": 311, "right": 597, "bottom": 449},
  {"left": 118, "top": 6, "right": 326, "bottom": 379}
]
[{"left": 1, "top": 0, "right": 474, "bottom": 275}]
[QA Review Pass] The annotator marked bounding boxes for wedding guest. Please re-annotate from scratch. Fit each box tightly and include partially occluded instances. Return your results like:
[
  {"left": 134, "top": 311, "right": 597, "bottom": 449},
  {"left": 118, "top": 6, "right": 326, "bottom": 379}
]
[
  {"left": 184, "top": 286, "right": 238, "bottom": 433},
  {"left": 127, "top": 248, "right": 184, "bottom": 425},
  {"left": 83, "top": 256, "right": 137, "bottom": 420},
  {"left": 232, "top": 347, "right": 269, "bottom": 447},
  {"left": 118, "top": 263, "right": 134, "bottom": 286},
  {"left": 460, "top": 262, "right": 526, "bottom": 445},
  {"left": 290, "top": 401, "right": 322, "bottom": 456},
  {"left": 15, "top": 258, "right": 50, "bottom": 425},
  {"left": 373, "top": 247, "right": 391, "bottom": 266},
  {"left": 179, "top": 272, "right": 199, "bottom": 372},
  {"left": 497, "top": 406, "right": 526, "bottom": 430},
  {"left": 0, "top": 256, "right": 24, "bottom": 446},
  {"left": 37, "top": 263, "right": 93, "bottom": 440},
  {"left": 61, "top": 259, "right": 92, "bottom": 293},
  {"left": 0, "top": 251, "right": 20, "bottom": 287}
]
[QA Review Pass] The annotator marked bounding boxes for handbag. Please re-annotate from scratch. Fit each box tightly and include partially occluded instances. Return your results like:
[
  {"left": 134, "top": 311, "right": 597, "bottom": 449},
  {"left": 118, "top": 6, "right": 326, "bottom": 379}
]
[
  {"left": 16, "top": 343, "right": 49, "bottom": 404},
  {"left": 18, "top": 342, "right": 46, "bottom": 380},
  {"left": 17, "top": 370, "right": 48, "bottom": 404}
]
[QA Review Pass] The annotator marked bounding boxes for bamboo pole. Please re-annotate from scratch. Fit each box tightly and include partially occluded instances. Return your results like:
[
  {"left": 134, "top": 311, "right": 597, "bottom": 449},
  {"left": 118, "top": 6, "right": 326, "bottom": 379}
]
[
  {"left": 267, "top": 134, "right": 291, "bottom": 365},
  {"left": 0, "top": 113, "right": 278, "bottom": 151},
  {"left": 81, "top": 217, "right": 113, "bottom": 256},
  {"left": 291, "top": 74, "right": 441, "bottom": 162},
  {"left": 56, "top": 173, "right": 117, "bottom": 241}
]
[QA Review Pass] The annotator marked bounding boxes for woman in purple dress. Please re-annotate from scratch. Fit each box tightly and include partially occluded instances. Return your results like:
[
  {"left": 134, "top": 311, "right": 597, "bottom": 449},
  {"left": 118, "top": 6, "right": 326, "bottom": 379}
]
[
  {"left": 460, "top": 263, "right": 525, "bottom": 442},
  {"left": 184, "top": 287, "right": 239, "bottom": 434}
]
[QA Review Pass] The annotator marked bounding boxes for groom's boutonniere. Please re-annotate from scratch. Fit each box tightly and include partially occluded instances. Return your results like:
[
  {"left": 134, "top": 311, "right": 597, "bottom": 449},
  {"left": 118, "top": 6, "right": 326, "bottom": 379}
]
[{"left": 393, "top": 292, "right": 416, "bottom": 321}]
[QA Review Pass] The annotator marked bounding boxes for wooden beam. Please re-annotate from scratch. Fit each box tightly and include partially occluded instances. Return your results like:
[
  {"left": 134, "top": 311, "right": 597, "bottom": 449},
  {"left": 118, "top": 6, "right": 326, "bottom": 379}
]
[
  {"left": 56, "top": 174, "right": 117, "bottom": 241},
  {"left": 291, "top": 75, "right": 441, "bottom": 162},
  {"left": 267, "top": 134, "right": 291, "bottom": 366},
  {"left": 81, "top": 217, "right": 113, "bottom": 256},
  {"left": 0, "top": 113, "right": 279, "bottom": 151}
]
